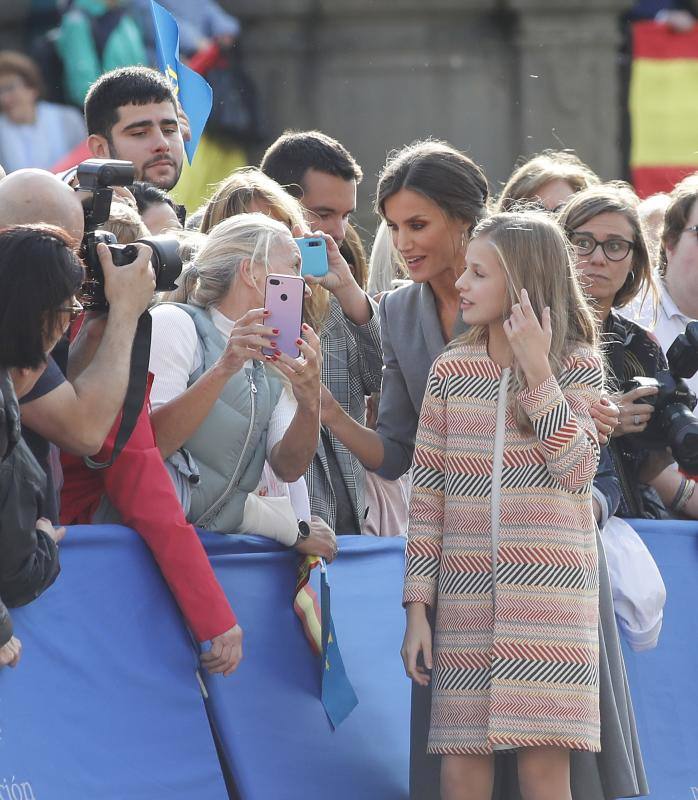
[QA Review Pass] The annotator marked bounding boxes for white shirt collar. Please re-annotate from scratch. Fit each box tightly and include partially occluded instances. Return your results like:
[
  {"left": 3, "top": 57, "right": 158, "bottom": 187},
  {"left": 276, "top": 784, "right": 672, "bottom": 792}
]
[
  {"left": 660, "top": 284, "right": 694, "bottom": 324},
  {"left": 210, "top": 306, "right": 235, "bottom": 337}
]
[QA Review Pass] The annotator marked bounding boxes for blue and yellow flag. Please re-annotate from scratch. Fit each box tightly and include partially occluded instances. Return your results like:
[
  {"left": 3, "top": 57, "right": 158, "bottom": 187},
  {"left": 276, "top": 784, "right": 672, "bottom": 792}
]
[
  {"left": 294, "top": 555, "right": 358, "bottom": 728},
  {"left": 319, "top": 562, "right": 358, "bottom": 729},
  {"left": 149, "top": 0, "right": 212, "bottom": 163},
  {"left": 294, "top": 554, "right": 323, "bottom": 656}
]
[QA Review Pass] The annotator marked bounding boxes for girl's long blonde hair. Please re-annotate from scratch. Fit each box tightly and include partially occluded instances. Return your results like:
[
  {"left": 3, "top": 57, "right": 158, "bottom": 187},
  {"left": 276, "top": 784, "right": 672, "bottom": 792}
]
[{"left": 460, "top": 210, "right": 600, "bottom": 429}]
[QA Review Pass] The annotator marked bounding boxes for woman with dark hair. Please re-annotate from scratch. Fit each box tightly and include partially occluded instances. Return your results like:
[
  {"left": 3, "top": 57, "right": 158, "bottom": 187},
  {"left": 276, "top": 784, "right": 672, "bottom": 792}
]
[
  {"left": 321, "top": 140, "right": 490, "bottom": 478},
  {"left": 0, "top": 224, "right": 84, "bottom": 669}
]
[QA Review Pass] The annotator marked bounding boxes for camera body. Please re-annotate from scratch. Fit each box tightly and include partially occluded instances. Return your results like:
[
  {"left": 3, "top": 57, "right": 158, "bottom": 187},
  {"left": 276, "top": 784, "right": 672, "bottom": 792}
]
[
  {"left": 75, "top": 159, "right": 182, "bottom": 311},
  {"left": 624, "top": 321, "right": 698, "bottom": 475}
]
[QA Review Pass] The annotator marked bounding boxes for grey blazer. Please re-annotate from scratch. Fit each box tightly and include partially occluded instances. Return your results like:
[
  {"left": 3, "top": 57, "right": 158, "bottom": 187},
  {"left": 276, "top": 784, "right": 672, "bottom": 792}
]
[{"left": 375, "top": 281, "right": 466, "bottom": 480}]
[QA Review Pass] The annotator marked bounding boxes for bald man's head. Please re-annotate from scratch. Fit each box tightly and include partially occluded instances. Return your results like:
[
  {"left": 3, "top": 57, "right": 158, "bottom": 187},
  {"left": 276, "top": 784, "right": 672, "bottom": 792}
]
[{"left": 0, "top": 169, "right": 84, "bottom": 241}]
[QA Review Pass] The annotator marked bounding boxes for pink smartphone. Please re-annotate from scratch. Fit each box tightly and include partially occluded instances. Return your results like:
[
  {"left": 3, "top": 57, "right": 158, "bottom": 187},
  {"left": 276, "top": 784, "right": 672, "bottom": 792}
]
[{"left": 263, "top": 273, "right": 305, "bottom": 358}]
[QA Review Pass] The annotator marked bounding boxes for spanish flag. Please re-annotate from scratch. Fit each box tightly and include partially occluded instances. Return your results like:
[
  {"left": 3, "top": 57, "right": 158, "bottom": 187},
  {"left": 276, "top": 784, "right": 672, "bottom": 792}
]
[
  {"left": 294, "top": 554, "right": 323, "bottom": 656},
  {"left": 630, "top": 21, "right": 698, "bottom": 196}
]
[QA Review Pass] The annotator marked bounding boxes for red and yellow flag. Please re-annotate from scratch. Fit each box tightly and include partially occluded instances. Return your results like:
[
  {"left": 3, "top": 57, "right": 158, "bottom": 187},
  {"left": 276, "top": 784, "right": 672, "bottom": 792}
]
[
  {"left": 293, "top": 555, "right": 322, "bottom": 655},
  {"left": 630, "top": 21, "right": 698, "bottom": 196}
]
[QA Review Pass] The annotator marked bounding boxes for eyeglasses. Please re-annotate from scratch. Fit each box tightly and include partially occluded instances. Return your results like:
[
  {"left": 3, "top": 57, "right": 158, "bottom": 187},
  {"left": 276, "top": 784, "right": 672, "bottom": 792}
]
[
  {"left": 59, "top": 298, "right": 84, "bottom": 322},
  {"left": 569, "top": 233, "right": 634, "bottom": 262}
]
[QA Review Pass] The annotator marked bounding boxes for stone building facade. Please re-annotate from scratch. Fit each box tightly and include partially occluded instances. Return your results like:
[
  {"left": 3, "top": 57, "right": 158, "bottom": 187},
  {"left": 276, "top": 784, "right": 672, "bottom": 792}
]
[{"left": 222, "top": 0, "right": 630, "bottom": 232}]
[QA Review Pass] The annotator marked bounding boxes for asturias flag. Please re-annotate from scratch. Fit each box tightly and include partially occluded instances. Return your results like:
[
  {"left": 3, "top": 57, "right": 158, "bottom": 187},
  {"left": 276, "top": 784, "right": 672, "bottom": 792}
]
[
  {"left": 319, "top": 562, "right": 358, "bottom": 729},
  {"left": 294, "top": 555, "right": 358, "bottom": 728},
  {"left": 630, "top": 21, "right": 698, "bottom": 196},
  {"left": 149, "top": 0, "right": 212, "bottom": 163}
]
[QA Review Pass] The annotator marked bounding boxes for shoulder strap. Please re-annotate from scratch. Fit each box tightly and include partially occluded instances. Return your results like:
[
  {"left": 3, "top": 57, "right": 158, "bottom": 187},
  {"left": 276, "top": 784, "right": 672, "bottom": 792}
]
[{"left": 84, "top": 311, "right": 152, "bottom": 470}]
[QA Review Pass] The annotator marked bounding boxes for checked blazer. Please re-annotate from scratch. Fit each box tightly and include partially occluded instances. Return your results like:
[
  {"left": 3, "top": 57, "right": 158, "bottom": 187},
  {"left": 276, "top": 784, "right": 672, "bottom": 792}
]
[
  {"left": 404, "top": 342, "right": 604, "bottom": 755},
  {"left": 306, "top": 296, "right": 383, "bottom": 531}
]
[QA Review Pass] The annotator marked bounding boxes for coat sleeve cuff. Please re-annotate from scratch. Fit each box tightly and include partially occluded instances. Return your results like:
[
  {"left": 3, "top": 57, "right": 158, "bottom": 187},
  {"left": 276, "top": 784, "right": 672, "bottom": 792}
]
[{"left": 517, "top": 374, "right": 563, "bottom": 419}]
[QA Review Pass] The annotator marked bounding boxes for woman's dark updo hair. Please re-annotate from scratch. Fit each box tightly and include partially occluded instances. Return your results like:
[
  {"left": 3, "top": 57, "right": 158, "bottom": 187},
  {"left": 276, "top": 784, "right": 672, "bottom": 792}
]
[
  {"left": 376, "top": 140, "right": 489, "bottom": 230},
  {"left": 0, "top": 224, "right": 84, "bottom": 369}
]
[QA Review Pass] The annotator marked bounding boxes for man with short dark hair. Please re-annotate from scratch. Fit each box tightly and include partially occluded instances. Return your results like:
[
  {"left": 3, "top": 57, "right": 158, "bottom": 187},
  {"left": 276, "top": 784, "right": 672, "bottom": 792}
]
[
  {"left": 261, "top": 131, "right": 382, "bottom": 534},
  {"left": 261, "top": 129, "right": 362, "bottom": 247},
  {"left": 84, "top": 66, "right": 185, "bottom": 191}
]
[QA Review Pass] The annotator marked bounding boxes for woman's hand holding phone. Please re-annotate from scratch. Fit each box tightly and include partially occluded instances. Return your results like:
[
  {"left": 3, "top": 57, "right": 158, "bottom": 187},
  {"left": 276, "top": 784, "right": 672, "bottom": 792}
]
[
  {"left": 273, "top": 323, "right": 322, "bottom": 411},
  {"left": 215, "top": 307, "right": 276, "bottom": 378}
]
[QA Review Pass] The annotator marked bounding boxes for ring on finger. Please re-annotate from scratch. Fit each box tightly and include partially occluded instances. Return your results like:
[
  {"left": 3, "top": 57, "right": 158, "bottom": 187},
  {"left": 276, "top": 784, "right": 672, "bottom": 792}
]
[{"left": 633, "top": 414, "right": 641, "bottom": 426}]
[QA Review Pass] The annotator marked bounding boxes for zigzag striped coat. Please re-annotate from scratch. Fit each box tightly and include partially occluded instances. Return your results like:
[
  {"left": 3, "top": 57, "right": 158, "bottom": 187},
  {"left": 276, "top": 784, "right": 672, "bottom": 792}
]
[{"left": 403, "top": 343, "right": 603, "bottom": 755}]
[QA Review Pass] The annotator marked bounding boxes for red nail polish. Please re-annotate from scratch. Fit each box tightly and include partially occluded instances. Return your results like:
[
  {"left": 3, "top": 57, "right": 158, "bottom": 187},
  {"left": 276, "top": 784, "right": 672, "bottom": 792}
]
[
  {"left": 275, "top": 350, "right": 281, "bottom": 357},
  {"left": 272, "top": 328, "right": 280, "bottom": 335},
  {"left": 263, "top": 310, "right": 271, "bottom": 316},
  {"left": 296, "top": 339, "right": 303, "bottom": 346},
  {"left": 270, "top": 341, "right": 277, "bottom": 348},
  {"left": 302, "top": 323, "right": 309, "bottom": 331}
]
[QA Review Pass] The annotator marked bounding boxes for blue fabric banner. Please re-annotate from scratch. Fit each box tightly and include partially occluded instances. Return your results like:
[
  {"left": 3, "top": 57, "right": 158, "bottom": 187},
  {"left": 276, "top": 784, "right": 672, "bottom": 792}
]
[
  {"left": 150, "top": 0, "right": 212, "bottom": 162},
  {"left": 199, "top": 533, "right": 411, "bottom": 800},
  {"left": 0, "top": 525, "right": 227, "bottom": 800},
  {"left": 2, "top": 522, "right": 696, "bottom": 798},
  {"left": 320, "top": 563, "right": 359, "bottom": 728},
  {"left": 620, "top": 519, "right": 698, "bottom": 800}
]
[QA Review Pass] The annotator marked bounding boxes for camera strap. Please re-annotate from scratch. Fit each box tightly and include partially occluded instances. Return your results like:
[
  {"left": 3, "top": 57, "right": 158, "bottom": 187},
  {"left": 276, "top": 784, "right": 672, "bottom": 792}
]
[{"left": 83, "top": 311, "right": 152, "bottom": 470}]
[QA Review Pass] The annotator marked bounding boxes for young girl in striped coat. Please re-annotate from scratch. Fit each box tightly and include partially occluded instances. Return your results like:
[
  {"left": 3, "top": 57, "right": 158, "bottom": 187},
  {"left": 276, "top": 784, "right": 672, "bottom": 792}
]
[{"left": 402, "top": 210, "right": 604, "bottom": 800}]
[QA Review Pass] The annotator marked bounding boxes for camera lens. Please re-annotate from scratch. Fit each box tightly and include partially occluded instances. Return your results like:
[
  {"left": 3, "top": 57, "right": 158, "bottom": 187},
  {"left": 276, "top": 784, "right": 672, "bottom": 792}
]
[{"left": 281, "top": 293, "right": 288, "bottom": 301}]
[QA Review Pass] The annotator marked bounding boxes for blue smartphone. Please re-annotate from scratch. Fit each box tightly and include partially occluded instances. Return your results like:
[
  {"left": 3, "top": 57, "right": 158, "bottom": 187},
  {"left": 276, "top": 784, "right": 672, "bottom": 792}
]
[{"left": 295, "top": 237, "right": 329, "bottom": 278}]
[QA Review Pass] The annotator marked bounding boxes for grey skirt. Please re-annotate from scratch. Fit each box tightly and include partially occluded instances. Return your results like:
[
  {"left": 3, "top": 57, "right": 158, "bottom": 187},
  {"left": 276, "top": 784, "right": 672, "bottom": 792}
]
[{"left": 409, "top": 528, "right": 649, "bottom": 799}]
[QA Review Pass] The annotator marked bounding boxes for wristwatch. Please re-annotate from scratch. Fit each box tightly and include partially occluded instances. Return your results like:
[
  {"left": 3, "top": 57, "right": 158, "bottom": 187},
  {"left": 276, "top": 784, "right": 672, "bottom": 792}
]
[{"left": 295, "top": 520, "right": 310, "bottom": 546}]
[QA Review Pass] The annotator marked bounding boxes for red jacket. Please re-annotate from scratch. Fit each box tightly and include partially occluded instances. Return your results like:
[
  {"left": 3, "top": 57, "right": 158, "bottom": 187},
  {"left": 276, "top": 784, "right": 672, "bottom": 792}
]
[{"left": 61, "top": 376, "right": 237, "bottom": 642}]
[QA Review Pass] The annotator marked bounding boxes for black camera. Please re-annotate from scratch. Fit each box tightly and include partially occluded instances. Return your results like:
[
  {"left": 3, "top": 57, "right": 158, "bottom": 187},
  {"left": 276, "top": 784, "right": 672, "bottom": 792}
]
[
  {"left": 624, "top": 321, "right": 698, "bottom": 475},
  {"left": 75, "top": 158, "right": 182, "bottom": 311}
]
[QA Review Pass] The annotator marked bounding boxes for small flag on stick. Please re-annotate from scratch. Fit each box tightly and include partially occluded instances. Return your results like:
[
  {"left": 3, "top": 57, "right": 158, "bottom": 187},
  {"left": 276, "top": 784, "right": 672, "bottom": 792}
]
[
  {"left": 150, "top": 1, "right": 213, "bottom": 163},
  {"left": 293, "top": 555, "right": 358, "bottom": 728}
]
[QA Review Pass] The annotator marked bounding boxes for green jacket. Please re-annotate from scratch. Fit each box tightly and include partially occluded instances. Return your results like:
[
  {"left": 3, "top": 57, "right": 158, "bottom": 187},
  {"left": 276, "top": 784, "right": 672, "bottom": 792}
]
[
  {"left": 57, "top": 0, "right": 147, "bottom": 106},
  {"left": 171, "top": 304, "right": 283, "bottom": 533}
]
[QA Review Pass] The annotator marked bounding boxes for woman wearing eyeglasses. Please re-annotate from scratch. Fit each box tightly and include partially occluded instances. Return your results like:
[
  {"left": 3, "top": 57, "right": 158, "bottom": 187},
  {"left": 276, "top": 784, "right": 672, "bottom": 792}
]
[{"left": 559, "top": 183, "right": 680, "bottom": 522}]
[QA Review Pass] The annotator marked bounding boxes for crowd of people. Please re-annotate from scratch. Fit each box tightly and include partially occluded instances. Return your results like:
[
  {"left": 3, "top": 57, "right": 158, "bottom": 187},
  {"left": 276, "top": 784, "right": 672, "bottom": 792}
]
[{"left": 3, "top": 52, "right": 698, "bottom": 799}]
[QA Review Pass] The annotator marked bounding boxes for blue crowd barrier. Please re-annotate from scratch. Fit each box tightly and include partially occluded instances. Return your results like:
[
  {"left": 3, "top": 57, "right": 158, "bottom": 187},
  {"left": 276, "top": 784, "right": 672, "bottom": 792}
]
[
  {"left": 0, "top": 525, "right": 227, "bottom": 800},
  {"left": 198, "top": 533, "right": 411, "bottom": 800},
  {"left": 0, "top": 521, "right": 696, "bottom": 799},
  {"left": 620, "top": 519, "right": 698, "bottom": 800}
]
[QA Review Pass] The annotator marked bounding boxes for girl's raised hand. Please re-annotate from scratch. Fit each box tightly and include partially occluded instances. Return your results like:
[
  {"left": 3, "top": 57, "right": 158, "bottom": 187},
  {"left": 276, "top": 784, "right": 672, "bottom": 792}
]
[{"left": 504, "top": 288, "right": 553, "bottom": 387}]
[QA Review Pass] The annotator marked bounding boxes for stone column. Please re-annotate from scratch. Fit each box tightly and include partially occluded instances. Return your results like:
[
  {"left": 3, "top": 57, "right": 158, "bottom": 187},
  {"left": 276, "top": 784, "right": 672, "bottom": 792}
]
[
  {"left": 220, "top": 0, "right": 630, "bottom": 228},
  {"left": 504, "top": 0, "right": 631, "bottom": 180}
]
